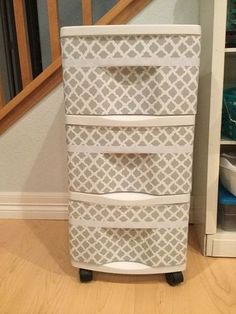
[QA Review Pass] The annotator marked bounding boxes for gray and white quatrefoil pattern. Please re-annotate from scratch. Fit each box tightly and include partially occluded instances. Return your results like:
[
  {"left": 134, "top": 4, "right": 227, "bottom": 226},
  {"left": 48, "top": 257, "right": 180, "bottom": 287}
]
[
  {"left": 69, "top": 225, "right": 188, "bottom": 267},
  {"left": 67, "top": 152, "right": 193, "bottom": 194},
  {"left": 69, "top": 200, "right": 189, "bottom": 224},
  {"left": 66, "top": 125, "right": 194, "bottom": 147},
  {"left": 61, "top": 34, "right": 200, "bottom": 60},
  {"left": 61, "top": 34, "right": 200, "bottom": 115},
  {"left": 63, "top": 66, "right": 199, "bottom": 115}
]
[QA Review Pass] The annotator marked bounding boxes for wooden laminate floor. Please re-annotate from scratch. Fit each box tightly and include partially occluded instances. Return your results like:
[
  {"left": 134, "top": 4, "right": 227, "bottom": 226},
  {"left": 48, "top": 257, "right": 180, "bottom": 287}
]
[{"left": 0, "top": 220, "right": 235, "bottom": 314}]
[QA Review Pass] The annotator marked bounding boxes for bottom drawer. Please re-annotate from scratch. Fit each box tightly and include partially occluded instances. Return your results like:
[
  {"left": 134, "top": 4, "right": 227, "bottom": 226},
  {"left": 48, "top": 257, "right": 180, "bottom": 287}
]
[{"left": 69, "top": 199, "right": 189, "bottom": 268}]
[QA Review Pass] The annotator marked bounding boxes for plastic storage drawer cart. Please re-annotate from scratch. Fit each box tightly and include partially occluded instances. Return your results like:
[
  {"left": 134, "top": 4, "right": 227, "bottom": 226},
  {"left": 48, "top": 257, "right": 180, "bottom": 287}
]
[{"left": 61, "top": 25, "right": 201, "bottom": 286}]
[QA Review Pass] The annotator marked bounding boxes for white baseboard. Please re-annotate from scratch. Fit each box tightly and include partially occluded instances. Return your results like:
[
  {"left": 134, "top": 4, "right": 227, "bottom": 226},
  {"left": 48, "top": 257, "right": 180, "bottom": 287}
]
[
  {"left": 0, "top": 192, "right": 68, "bottom": 219},
  {"left": 0, "top": 192, "right": 195, "bottom": 221}
]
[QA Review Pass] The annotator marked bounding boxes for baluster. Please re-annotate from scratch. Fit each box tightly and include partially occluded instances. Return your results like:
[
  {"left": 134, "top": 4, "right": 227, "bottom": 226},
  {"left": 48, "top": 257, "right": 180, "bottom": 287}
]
[
  {"left": 47, "top": 0, "right": 60, "bottom": 61},
  {"left": 12, "top": 0, "right": 32, "bottom": 87},
  {"left": 82, "top": 0, "right": 92, "bottom": 25}
]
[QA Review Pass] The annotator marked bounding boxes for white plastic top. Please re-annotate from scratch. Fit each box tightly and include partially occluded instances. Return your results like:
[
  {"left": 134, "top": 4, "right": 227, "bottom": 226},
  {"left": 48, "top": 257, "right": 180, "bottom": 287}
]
[{"left": 60, "top": 24, "right": 201, "bottom": 38}]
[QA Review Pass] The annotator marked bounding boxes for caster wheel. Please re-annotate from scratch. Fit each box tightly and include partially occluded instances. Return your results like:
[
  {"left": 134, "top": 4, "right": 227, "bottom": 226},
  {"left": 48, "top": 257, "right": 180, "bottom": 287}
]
[
  {"left": 79, "top": 268, "right": 93, "bottom": 283},
  {"left": 165, "top": 271, "right": 184, "bottom": 286}
]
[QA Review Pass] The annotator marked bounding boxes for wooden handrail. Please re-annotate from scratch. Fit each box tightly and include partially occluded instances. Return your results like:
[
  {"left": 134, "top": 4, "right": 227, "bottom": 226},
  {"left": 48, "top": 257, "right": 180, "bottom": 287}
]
[
  {"left": 0, "top": 59, "right": 62, "bottom": 134},
  {"left": 82, "top": 0, "right": 92, "bottom": 25},
  {"left": 110, "top": 0, "right": 151, "bottom": 24},
  {"left": 13, "top": 0, "right": 32, "bottom": 87},
  {"left": 96, "top": 0, "right": 135, "bottom": 25},
  {"left": 0, "top": 58, "right": 61, "bottom": 120},
  {"left": 47, "top": 0, "right": 61, "bottom": 61},
  {"left": 0, "top": 0, "right": 152, "bottom": 133}
]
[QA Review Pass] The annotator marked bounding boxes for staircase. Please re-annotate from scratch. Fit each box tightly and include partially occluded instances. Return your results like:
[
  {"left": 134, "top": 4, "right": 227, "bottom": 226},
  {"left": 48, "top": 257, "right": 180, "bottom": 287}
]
[{"left": 0, "top": 0, "right": 151, "bottom": 134}]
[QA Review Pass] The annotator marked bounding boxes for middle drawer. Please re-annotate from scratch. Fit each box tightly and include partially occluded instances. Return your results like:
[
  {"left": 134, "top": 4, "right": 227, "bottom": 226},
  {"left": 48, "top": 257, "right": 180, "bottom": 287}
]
[{"left": 66, "top": 116, "right": 195, "bottom": 195}]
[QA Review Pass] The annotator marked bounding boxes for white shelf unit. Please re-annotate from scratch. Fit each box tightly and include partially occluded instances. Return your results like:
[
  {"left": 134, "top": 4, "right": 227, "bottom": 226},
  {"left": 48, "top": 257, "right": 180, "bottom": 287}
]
[
  {"left": 206, "top": 227, "right": 236, "bottom": 257},
  {"left": 221, "top": 136, "right": 236, "bottom": 145},
  {"left": 194, "top": 0, "right": 236, "bottom": 257},
  {"left": 225, "top": 48, "right": 236, "bottom": 53}
]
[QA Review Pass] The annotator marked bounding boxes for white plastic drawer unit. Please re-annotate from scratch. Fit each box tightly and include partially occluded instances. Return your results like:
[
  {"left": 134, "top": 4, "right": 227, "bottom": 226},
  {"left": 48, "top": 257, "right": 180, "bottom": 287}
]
[
  {"left": 61, "top": 25, "right": 200, "bottom": 116},
  {"left": 61, "top": 25, "right": 201, "bottom": 284},
  {"left": 66, "top": 115, "right": 195, "bottom": 195}
]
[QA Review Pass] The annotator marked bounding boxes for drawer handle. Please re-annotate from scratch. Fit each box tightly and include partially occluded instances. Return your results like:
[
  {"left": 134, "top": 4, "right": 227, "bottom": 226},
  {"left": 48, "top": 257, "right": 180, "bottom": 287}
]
[
  {"left": 63, "top": 56, "right": 200, "bottom": 68},
  {"left": 70, "top": 218, "right": 188, "bottom": 230},
  {"left": 67, "top": 144, "right": 193, "bottom": 154},
  {"left": 65, "top": 115, "right": 195, "bottom": 127},
  {"left": 69, "top": 192, "right": 190, "bottom": 206}
]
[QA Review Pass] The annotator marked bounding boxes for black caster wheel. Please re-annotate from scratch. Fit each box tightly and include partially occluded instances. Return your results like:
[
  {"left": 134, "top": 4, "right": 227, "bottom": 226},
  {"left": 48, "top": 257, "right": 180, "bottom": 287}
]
[
  {"left": 165, "top": 271, "right": 184, "bottom": 286},
  {"left": 79, "top": 268, "right": 93, "bottom": 283}
]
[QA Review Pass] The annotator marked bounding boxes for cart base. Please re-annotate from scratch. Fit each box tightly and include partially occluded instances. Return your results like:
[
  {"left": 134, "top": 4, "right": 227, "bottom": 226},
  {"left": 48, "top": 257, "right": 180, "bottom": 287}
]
[
  {"left": 72, "top": 260, "right": 185, "bottom": 275},
  {"left": 76, "top": 261, "right": 185, "bottom": 285}
]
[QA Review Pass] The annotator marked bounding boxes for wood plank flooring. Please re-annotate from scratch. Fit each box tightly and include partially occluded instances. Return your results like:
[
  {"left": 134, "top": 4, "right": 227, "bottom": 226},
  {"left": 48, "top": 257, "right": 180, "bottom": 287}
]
[{"left": 0, "top": 220, "right": 235, "bottom": 314}]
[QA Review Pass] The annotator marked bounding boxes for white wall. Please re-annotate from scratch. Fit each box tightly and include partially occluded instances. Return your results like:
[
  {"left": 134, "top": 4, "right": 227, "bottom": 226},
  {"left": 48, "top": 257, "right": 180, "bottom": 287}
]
[
  {"left": 0, "top": 0, "right": 200, "bottom": 194},
  {"left": 129, "top": 0, "right": 199, "bottom": 24},
  {"left": 0, "top": 85, "right": 68, "bottom": 192}
]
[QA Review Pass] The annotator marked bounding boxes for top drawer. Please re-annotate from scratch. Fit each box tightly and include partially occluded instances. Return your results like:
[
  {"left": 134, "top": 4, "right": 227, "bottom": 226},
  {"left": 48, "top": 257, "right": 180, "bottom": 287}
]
[{"left": 61, "top": 25, "right": 201, "bottom": 116}]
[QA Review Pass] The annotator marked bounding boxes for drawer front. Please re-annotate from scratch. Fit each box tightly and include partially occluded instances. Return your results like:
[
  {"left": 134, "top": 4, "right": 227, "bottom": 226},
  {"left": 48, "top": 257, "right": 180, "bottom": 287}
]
[
  {"left": 69, "top": 199, "right": 189, "bottom": 267},
  {"left": 69, "top": 199, "right": 189, "bottom": 225},
  {"left": 61, "top": 34, "right": 201, "bottom": 62},
  {"left": 63, "top": 66, "right": 199, "bottom": 116},
  {"left": 61, "top": 34, "right": 200, "bottom": 116},
  {"left": 68, "top": 152, "right": 193, "bottom": 195},
  {"left": 66, "top": 123, "right": 194, "bottom": 195},
  {"left": 66, "top": 125, "right": 194, "bottom": 147}
]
